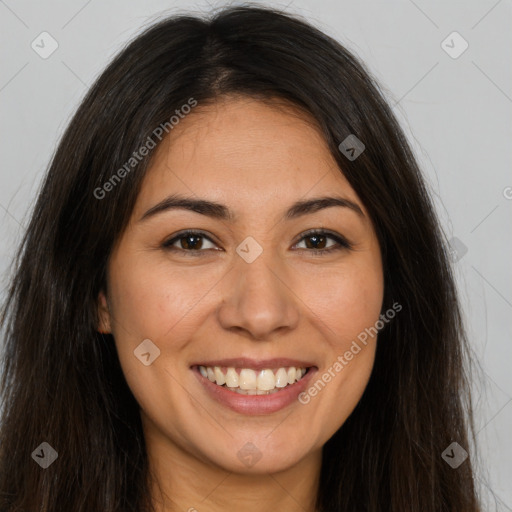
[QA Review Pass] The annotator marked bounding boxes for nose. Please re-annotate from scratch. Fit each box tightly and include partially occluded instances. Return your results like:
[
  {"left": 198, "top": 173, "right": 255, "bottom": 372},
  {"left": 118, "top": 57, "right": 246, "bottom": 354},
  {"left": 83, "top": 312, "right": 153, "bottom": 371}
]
[{"left": 216, "top": 249, "right": 300, "bottom": 340}]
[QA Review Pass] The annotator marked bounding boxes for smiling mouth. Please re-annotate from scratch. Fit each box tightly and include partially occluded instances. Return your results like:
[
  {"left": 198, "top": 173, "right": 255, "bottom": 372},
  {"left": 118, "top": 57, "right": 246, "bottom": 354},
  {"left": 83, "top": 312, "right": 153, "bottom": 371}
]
[{"left": 195, "top": 365, "right": 311, "bottom": 395}]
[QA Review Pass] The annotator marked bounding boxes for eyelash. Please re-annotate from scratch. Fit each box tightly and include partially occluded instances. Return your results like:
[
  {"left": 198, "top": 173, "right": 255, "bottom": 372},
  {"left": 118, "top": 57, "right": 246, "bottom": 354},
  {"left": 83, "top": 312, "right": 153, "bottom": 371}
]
[{"left": 161, "top": 229, "right": 352, "bottom": 257}]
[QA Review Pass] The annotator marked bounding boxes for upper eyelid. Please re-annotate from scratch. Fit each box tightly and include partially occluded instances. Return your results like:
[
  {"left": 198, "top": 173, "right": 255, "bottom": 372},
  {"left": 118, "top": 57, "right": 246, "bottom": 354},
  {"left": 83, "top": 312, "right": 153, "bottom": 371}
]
[
  {"left": 163, "top": 229, "right": 349, "bottom": 249},
  {"left": 164, "top": 230, "right": 217, "bottom": 246}
]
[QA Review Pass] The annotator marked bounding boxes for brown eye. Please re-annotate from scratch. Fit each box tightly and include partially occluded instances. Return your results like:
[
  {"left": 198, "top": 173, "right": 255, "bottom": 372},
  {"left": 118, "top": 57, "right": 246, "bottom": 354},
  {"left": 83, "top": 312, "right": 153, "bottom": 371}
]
[
  {"left": 162, "top": 231, "right": 217, "bottom": 253},
  {"left": 177, "top": 234, "right": 204, "bottom": 250},
  {"left": 303, "top": 233, "right": 329, "bottom": 250},
  {"left": 162, "top": 229, "right": 351, "bottom": 257},
  {"left": 293, "top": 230, "right": 351, "bottom": 255}
]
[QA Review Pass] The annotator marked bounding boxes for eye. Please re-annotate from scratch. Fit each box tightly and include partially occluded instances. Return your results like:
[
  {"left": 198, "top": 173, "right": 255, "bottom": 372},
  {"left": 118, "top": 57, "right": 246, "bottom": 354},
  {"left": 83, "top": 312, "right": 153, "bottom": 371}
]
[
  {"left": 292, "top": 229, "right": 352, "bottom": 256},
  {"left": 162, "top": 229, "right": 351, "bottom": 257},
  {"left": 162, "top": 230, "right": 218, "bottom": 256}
]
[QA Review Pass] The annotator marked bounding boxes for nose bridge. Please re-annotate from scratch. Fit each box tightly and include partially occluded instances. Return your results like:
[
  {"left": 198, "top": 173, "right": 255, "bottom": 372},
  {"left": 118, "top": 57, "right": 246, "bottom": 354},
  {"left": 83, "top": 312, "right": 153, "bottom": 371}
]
[{"left": 217, "top": 238, "right": 299, "bottom": 339}]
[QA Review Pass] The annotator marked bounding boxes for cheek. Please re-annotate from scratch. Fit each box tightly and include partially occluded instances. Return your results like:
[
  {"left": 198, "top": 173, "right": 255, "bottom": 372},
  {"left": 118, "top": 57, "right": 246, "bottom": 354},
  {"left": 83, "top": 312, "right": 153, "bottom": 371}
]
[
  {"left": 109, "top": 255, "right": 211, "bottom": 341},
  {"left": 301, "top": 256, "right": 384, "bottom": 346},
  {"left": 106, "top": 257, "right": 210, "bottom": 410},
  {"left": 297, "top": 263, "right": 383, "bottom": 438}
]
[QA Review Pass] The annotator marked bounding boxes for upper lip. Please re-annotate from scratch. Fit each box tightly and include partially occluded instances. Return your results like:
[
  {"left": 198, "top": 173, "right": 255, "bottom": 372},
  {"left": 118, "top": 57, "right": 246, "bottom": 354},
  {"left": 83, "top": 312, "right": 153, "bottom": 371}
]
[{"left": 191, "top": 357, "right": 317, "bottom": 371}]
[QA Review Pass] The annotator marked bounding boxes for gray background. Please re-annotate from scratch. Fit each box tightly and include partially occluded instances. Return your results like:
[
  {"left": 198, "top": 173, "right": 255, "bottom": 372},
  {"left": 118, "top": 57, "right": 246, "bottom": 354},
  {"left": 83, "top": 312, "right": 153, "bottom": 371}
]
[{"left": 1, "top": 0, "right": 511, "bottom": 508}]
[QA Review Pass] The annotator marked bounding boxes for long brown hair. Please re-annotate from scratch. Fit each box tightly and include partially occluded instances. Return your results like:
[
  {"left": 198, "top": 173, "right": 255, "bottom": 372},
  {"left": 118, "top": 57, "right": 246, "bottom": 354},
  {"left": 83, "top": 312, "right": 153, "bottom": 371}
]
[{"left": 0, "top": 5, "right": 481, "bottom": 511}]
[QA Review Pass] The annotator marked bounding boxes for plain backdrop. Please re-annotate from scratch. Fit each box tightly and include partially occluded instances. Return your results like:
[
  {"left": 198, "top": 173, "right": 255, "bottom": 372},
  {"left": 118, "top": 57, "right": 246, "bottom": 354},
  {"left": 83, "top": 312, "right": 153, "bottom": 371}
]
[{"left": 0, "top": 0, "right": 511, "bottom": 509}]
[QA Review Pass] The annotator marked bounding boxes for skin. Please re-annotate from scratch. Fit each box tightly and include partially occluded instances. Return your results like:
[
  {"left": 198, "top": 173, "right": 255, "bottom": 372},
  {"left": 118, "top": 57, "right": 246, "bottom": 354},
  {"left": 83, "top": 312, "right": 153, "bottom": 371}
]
[{"left": 97, "top": 96, "right": 384, "bottom": 512}]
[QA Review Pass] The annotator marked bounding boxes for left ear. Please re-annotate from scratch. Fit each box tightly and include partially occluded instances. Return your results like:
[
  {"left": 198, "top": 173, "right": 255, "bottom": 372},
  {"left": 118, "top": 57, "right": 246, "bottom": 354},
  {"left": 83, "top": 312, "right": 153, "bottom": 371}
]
[{"left": 96, "top": 289, "right": 112, "bottom": 334}]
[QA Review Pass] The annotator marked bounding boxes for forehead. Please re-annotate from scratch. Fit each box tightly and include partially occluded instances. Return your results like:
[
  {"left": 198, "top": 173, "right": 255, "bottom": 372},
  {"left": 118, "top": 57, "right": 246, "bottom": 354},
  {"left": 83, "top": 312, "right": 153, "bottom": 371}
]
[{"left": 133, "top": 97, "right": 361, "bottom": 217}]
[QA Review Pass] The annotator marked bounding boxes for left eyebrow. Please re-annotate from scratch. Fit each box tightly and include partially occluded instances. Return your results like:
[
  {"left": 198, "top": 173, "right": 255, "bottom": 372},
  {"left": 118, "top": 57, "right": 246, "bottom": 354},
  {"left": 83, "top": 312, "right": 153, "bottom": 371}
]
[
  {"left": 284, "top": 196, "right": 364, "bottom": 220},
  {"left": 138, "top": 193, "right": 364, "bottom": 223}
]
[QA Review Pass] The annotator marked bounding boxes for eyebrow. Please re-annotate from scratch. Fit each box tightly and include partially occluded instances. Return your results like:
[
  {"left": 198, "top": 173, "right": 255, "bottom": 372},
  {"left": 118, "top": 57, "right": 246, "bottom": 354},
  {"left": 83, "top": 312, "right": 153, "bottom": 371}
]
[{"left": 138, "top": 193, "right": 364, "bottom": 223}]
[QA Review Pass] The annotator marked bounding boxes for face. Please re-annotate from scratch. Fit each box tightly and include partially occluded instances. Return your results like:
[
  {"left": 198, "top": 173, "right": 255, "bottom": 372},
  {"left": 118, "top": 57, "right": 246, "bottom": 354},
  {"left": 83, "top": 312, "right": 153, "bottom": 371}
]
[{"left": 98, "top": 96, "right": 384, "bottom": 475}]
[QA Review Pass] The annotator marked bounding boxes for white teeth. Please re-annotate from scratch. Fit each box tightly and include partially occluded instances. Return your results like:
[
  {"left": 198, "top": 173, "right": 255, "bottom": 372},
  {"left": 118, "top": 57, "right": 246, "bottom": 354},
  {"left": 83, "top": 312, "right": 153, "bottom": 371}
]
[
  {"left": 225, "top": 367, "right": 239, "bottom": 388},
  {"left": 239, "top": 369, "right": 257, "bottom": 390},
  {"left": 229, "top": 387, "right": 282, "bottom": 395},
  {"left": 257, "top": 369, "right": 275, "bottom": 390},
  {"left": 275, "top": 368, "right": 289, "bottom": 388},
  {"left": 198, "top": 364, "right": 309, "bottom": 392},
  {"left": 213, "top": 366, "right": 225, "bottom": 385}
]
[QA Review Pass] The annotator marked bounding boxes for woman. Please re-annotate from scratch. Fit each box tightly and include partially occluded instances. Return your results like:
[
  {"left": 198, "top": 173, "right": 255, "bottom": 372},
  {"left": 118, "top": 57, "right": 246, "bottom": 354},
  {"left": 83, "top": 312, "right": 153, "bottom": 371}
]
[{"left": 0, "top": 5, "right": 481, "bottom": 511}]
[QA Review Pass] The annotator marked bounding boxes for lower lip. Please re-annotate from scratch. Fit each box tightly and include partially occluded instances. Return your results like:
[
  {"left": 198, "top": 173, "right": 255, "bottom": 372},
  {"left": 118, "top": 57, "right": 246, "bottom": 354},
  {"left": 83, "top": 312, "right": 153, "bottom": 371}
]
[{"left": 191, "top": 366, "right": 317, "bottom": 415}]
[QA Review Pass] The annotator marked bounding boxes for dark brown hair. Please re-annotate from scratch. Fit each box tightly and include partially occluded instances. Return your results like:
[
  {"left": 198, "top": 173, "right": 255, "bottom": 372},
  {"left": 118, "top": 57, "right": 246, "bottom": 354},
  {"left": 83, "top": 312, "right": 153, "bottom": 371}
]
[{"left": 0, "top": 5, "right": 481, "bottom": 511}]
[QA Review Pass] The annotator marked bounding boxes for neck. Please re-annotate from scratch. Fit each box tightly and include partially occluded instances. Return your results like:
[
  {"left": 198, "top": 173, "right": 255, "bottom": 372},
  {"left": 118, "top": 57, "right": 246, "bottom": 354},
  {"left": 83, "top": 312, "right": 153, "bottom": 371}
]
[{"left": 145, "top": 425, "right": 322, "bottom": 512}]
